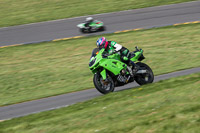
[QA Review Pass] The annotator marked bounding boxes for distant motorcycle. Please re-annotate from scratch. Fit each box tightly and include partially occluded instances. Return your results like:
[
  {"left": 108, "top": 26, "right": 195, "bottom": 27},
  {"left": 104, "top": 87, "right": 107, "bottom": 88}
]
[
  {"left": 89, "top": 46, "right": 154, "bottom": 94},
  {"left": 77, "top": 20, "right": 106, "bottom": 33}
]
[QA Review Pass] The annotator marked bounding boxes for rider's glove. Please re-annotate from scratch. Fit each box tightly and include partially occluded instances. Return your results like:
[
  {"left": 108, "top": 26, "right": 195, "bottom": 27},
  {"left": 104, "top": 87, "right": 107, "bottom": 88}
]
[
  {"left": 102, "top": 53, "right": 109, "bottom": 58},
  {"left": 109, "top": 49, "right": 115, "bottom": 55},
  {"left": 123, "top": 56, "right": 129, "bottom": 61}
]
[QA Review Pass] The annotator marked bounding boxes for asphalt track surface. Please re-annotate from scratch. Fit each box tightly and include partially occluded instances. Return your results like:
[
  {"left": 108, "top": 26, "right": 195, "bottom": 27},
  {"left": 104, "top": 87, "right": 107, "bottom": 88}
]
[
  {"left": 0, "top": 67, "right": 200, "bottom": 120},
  {"left": 0, "top": 1, "right": 200, "bottom": 46}
]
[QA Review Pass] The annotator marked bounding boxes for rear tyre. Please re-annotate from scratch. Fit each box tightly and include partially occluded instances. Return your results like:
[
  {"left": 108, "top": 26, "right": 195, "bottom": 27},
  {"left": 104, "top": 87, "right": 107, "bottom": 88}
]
[
  {"left": 99, "top": 26, "right": 106, "bottom": 31},
  {"left": 135, "top": 62, "right": 154, "bottom": 85},
  {"left": 93, "top": 72, "right": 115, "bottom": 94}
]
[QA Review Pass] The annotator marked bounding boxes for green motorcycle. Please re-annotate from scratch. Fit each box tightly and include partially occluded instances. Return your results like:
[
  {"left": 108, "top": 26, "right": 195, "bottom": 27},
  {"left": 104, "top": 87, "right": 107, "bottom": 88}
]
[
  {"left": 89, "top": 47, "right": 154, "bottom": 94},
  {"left": 77, "top": 20, "right": 105, "bottom": 33}
]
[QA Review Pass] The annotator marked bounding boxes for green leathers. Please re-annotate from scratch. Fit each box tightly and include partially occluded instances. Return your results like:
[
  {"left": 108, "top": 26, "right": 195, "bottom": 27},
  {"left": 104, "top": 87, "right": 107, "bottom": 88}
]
[
  {"left": 106, "top": 41, "right": 130, "bottom": 62},
  {"left": 106, "top": 41, "right": 118, "bottom": 55},
  {"left": 96, "top": 37, "right": 131, "bottom": 64}
]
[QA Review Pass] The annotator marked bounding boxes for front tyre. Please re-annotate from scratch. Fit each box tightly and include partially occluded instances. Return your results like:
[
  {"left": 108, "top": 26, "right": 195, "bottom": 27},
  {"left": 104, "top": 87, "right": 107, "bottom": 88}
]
[
  {"left": 80, "top": 28, "right": 86, "bottom": 33},
  {"left": 93, "top": 72, "right": 115, "bottom": 94},
  {"left": 135, "top": 62, "right": 154, "bottom": 85}
]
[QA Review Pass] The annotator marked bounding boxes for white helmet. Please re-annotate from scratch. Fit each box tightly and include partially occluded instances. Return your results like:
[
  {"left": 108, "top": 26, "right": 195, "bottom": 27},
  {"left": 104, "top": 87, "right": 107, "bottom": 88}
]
[{"left": 86, "top": 17, "right": 93, "bottom": 22}]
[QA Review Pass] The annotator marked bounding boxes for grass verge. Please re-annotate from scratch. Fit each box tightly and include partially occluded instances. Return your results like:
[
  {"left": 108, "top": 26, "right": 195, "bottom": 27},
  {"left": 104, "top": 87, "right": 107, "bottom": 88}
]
[
  {"left": 0, "top": 0, "right": 196, "bottom": 27},
  {"left": 0, "top": 23, "right": 200, "bottom": 106},
  {"left": 0, "top": 73, "right": 199, "bottom": 133}
]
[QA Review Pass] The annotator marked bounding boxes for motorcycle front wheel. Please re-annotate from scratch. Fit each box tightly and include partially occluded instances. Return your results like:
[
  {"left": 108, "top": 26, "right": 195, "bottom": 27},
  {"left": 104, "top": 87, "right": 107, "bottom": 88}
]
[
  {"left": 80, "top": 28, "right": 86, "bottom": 33},
  {"left": 93, "top": 72, "right": 115, "bottom": 94}
]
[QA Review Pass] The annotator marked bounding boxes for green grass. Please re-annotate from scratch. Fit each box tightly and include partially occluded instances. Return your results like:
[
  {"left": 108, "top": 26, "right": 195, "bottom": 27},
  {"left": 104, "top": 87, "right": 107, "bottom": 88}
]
[
  {"left": 0, "top": 24, "right": 200, "bottom": 106},
  {"left": 0, "top": 73, "right": 199, "bottom": 133},
  {"left": 0, "top": 0, "right": 196, "bottom": 27}
]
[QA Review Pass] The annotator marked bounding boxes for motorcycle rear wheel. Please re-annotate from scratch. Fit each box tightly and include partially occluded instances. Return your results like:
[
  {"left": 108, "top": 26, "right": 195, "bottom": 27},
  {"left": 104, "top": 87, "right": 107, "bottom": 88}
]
[
  {"left": 93, "top": 72, "right": 115, "bottom": 94},
  {"left": 135, "top": 62, "right": 154, "bottom": 85},
  {"left": 99, "top": 26, "right": 106, "bottom": 31}
]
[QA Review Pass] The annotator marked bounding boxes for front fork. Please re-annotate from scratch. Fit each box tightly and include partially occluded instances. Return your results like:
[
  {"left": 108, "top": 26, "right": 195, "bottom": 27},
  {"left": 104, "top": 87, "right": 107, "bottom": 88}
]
[
  {"left": 100, "top": 69, "right": 111, "bottom": 86},
  {"left": 100, "top": 69, "right": 107, "bottom": 80}
]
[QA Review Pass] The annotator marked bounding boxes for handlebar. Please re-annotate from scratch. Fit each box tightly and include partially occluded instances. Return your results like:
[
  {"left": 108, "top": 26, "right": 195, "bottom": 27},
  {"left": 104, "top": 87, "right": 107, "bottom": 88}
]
[{"left": 135, "top": 46, "right": 142, "bottom": 51}]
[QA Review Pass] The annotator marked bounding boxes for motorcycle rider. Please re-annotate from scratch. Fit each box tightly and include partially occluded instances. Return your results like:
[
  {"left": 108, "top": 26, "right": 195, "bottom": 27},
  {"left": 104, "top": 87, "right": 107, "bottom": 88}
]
[
  {"left": 85, "top": 17, "right": 94, "bottom": 29},
  {"left": 96, "top": 37, "right": 135, "bottom": 76}
]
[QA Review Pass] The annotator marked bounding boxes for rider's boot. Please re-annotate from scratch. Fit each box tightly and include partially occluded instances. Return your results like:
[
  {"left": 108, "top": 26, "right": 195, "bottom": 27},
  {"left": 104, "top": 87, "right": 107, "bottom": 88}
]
[
  {"left": 129, "top": 61, "right": 139, "bottom": 76},
  {"left": 127, "top": 65, "right": 134, "bottom": 77},
  {"left": 122, "top": 56, "right": 134, "bottom": 77}
]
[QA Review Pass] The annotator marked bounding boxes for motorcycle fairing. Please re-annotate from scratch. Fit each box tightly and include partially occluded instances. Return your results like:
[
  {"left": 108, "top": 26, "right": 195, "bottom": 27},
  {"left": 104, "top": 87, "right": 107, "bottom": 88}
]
[{"left": 99, "top": 58, "right": 127, "bottom": 80}]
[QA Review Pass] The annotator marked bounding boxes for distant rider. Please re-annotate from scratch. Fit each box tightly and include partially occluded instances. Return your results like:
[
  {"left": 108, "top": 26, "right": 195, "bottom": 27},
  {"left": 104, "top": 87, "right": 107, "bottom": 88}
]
[
  {"left": 96, "top": 37, "right": 135, "bottom": 76},
  {"left": 85, "top": 17, "right": 94, "bottom": 28}
]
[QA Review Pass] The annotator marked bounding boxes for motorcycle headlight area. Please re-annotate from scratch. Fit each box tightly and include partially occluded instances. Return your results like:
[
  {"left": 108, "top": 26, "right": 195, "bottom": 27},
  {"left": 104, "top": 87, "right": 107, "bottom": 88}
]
[{"left": 89, "top": 58, "right": 96, "bottom": 67}]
